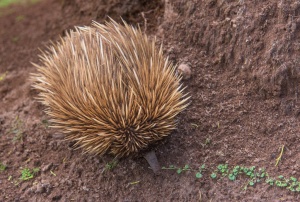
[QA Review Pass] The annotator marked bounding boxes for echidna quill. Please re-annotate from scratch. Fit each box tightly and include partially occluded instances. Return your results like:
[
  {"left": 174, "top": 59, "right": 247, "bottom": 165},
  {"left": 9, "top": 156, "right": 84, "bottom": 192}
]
[{"left": 31, "top": 19, "right": 189, "bottom": 172}]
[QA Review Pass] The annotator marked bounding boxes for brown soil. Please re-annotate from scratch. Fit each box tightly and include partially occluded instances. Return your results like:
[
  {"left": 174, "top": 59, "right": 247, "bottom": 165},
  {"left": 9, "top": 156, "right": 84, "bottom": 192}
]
[{"left": 1, "top": 0, "right": 300, "bottom": 201}]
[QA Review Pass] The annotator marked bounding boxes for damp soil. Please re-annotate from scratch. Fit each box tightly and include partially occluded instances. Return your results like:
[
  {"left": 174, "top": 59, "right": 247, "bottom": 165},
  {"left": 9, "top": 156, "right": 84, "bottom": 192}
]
[{"left": 0, "top": 0, "right": 300, "bottom": 201}]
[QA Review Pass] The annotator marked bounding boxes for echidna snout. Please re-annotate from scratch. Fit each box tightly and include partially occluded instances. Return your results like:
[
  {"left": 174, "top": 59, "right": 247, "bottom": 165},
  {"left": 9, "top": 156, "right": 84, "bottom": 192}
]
[{"left": 31, "top": 20, "right": 189, "bottom": 157}]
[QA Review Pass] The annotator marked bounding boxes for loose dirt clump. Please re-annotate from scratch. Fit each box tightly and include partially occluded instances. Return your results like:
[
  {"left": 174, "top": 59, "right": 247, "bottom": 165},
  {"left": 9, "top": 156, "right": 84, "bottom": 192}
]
[{"left": 0, "top": 0, "right": 300, "bottom": 201}]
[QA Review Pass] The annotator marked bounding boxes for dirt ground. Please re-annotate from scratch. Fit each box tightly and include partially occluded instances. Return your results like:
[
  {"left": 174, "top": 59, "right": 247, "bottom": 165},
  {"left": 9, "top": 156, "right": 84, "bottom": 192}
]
[{"left": 1, "top": 0, "right": 300, "bottom": 201}]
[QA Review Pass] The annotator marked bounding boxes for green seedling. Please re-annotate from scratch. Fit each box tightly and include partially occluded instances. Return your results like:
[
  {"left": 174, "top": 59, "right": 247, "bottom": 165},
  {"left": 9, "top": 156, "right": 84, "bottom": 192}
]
[
  {"left": 275, "top": 175, "right": 289, "bottom": 188},
  {"left": 266, "top": 177, "right": 275, "bottom": 186},
  {"left": 20, "top": 167, "right": 39, "bottom": 181},
  {"left": 273, "top": 175, "right": 300, "bottom": 191},
  {"left": 162, "top": 162, "right": 300, "bottom": 193},
  {"left": 241, "top": 166, "right": 267, "bottom": 189},
  {"left": 177, "top": 164, "right": 190, "bottom": 174},
  {"left": 0, "top": 162, "right": 7, "bottom": 172},
  {"left": 228, "top": 165, "right": 241, "bottom": 181},
  {"left": 102, "top": 159, "right": 118, "bottom": 173},
  {"left": 196, "top": 164, "right": 206, "bottom": 179},
  {"left": 287, "top": 177, "right": 300, "bottom": 192},
  {"left": 211, "top": 172, "right": 217, "bottom": 179},
  {"left": 217, "top": 164, "right": 229, "bottom": 176},
  {"left": 162, "top": 164, "right": 191, "bottom": 174}
]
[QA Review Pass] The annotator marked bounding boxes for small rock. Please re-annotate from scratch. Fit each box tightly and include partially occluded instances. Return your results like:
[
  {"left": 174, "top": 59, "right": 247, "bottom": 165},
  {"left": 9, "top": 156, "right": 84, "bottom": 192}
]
[
  {"left": 35, "top": 184, "right": 46, "bottom": 194},
  {"left": 66, "top": 179, "right": 73, "bottom": 186},
  {"left": 82, "top": 186, "right": 89, "bottom": 192},
  {"left": 41, "top": 163, "right": 53, "bottom": 172},
  {"left": 34, "top": 181, "right": 52, "bottom": 194},
  {"left": 177, "top": 63, "right": 192, "bottom": 80}
]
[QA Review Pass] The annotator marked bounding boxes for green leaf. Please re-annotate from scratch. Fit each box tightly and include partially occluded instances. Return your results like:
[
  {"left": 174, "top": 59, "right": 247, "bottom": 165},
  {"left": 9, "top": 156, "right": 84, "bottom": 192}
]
[
  {"left": 249, "top": 181, "right": 255, "bottom": 186},
  {"left": 278, "top": 175, "right": 284, "bottom": 179},
  {"left": 228, "top": 174, "right": 236, "bottom": 181},
  {"left": 184, "top": 165, "right": 189, "bottom": 170},
  {"left": 177, "top": 168, "right": 182, "bottom": 174},
  {"left": 211, "top": 173, "right": 217, "bottom": 179},
  {"left": 21, "top": 168, "right": 34, "bottom": 181},
  {"left": 33, "top": 168, "right": 40, "bottom": 173},
  {"left": 196, "top": 172, "right": 202, "bottom": 179},
  {"left": 0, "top": 163, "right": 6, "bottom": 172},
  {"left": 201, "top": 164, "right": 205, "bottom": 169}
]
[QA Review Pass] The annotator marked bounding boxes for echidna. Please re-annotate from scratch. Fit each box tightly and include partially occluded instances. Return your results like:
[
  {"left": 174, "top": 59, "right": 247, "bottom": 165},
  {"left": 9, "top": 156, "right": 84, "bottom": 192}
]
[{"left": 32, "top": 20, "right": 189, "bottom": 160}]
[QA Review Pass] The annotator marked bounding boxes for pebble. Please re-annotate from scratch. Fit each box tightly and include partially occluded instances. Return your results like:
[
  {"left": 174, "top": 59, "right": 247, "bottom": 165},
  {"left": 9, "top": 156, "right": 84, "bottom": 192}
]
[
  {"left": 41, "top": 163, "right": 53, "bottom": 172},
  {"left": 35, "top": 184, "right": 46, "bottom": 194}
]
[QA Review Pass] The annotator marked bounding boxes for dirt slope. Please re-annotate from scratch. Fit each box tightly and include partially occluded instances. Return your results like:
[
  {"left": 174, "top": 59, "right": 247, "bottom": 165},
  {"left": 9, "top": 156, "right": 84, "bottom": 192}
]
[{"left": 0, "top": 0, "right": 300, "bottom": 201}]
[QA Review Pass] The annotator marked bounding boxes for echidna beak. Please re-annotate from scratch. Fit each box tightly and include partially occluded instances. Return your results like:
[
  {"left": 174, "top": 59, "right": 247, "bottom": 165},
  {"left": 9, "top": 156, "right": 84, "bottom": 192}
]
[{"left": 144, "top": 150, "right": 160, "bottom": 174}]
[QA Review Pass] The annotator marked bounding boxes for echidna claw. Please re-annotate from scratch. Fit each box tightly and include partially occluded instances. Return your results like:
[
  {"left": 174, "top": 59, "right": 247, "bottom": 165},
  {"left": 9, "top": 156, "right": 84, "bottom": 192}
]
[{"left": 144, "top": 150, "right": 160, "bottom": 174}]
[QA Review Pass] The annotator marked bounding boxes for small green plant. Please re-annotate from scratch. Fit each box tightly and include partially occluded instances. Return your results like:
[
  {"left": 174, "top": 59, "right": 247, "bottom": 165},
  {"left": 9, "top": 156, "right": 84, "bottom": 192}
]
[
  {"left": 162, "top": 164, "right": 207, "bottom": 178},
  {"left": 20, "top": 167, "right": 39, "bottom": 181},
  {"left": 211, "top": 172, "right": 217, "bottom": 179},
  {"left": 195, "top": 164, "right": 206, "bottom": 179},
  {"left": 0, "top": 162, "right": 7, "bottom": 172},
  {"left": 177, "top": 164, "right": 190, "bottom": 174},
  {"left": 162, "top": 163, "right": 300, "bottom": 193},
  {"left": 228, "top": 165, "right": 241, "bottom": 181},
  {"left": 217, "top": 164, "right": 229, "bottom": 176},
  {"left": 266, "top": 176, "right": 275, "bottom": 186},
  {"left": 287, "top": 177, "right": 300, "bottom": 192},
  {"left": 272, "top": 175, "right": 300, "bottom": 191},
  {"left": 102, "top": 159, "right": 118, "bottom": 173},
  {"left": 162, "top": 164, "right": 191, "bottom": 174}
]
